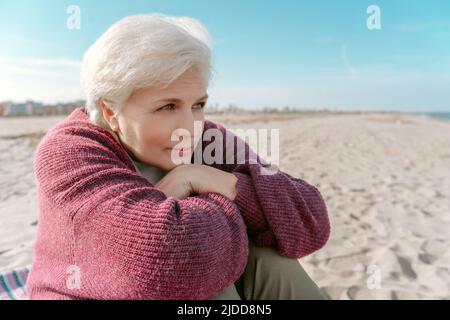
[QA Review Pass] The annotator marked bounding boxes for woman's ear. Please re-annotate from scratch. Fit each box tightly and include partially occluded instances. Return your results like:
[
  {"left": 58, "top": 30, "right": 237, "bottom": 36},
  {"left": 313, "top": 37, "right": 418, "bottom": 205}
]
[{"left": 100, "top": 100, "right": 120, "bottom": 132}]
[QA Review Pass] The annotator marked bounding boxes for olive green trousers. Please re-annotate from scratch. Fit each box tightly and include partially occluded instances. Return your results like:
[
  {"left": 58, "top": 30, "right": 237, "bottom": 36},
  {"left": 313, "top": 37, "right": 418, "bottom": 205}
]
[{"left": 211, "top": 238, "right": 329, "bottom": 300}]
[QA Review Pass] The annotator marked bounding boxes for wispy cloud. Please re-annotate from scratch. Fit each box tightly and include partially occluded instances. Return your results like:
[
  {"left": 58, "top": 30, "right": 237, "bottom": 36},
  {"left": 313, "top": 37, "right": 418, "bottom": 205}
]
[
  {"left": 2, "top": 33, "right": 62, "bottom": 50},
  {"left": 0, "top": 64, "right": 64, "bottom": 77},
  {"left": 397, "top": 21, "right": 449, "bottom": 32},
  {"left": 432, "top": 31, "right": 450, "bottom": 40},
  {"left": 340, "top": 44, "right": 357, "bottom": 78},
  {"left": 0, "top": 57, "right": 81, "bottom": 78},
  {"left": 0, "top": 56, "right": 82, "bottom": 102},
  {"left": 23, "top": 58, "right": 81, "bottom": 68},
  {"left": 313, "top": 36, "right": 336, "bottom": 46},
  {"left": 313, "top": 37, "right": 358, "bottom": 78}
]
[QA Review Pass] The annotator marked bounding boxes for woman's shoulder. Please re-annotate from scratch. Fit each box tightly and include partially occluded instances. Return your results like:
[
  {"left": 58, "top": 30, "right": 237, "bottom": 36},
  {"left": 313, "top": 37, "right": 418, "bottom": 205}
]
[
  {"left": 40, "top": 107, "right": 112, "bottom": 145},
  {"left": 38, "top": 107, "right": 125, "bottom": 155},
  {"left": 33, "top": 107, "right": 140, "bottom": 209},
  {"left": 203, "top": 118, "right": 225, "bottom": 131},
  {"left": 34, "top": 106, "right": 134, "bottom": 177}
]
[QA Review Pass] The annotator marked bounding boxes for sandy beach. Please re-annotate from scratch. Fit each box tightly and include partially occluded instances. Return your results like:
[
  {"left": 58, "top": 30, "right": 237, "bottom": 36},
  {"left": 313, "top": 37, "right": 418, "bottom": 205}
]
[{"left": 1, "top": 112, "right": 449, "bottom": 299}]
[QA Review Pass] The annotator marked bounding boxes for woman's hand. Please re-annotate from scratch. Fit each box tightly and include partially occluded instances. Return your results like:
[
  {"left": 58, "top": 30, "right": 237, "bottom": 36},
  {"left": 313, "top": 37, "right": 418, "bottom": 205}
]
[
  {"left": 154, "top": 164, "right": 195, "bottom": 200},
  {"left": 154, "top": 164, "right": 238, "bottom": 200},
  {"left": 188, "top": 165, "right": 238, "bottom": 200}
]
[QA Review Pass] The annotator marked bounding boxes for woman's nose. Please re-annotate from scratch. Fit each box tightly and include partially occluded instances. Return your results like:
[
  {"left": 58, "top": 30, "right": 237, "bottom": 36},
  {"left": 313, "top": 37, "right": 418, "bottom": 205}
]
[{"left": 174, "top": 107, "right": 196, "bottom": 141}]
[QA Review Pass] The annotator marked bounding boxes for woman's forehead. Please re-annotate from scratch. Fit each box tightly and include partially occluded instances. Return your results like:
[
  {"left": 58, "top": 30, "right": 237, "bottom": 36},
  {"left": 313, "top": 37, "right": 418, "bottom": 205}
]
[
  {"left": 129, "top": 85, "right": 208, "bottom": 106},
  {"left": 154, "top": 93, "right": 209, "bottom": 104},
  {"left": 129, "top": 66, "right": 208, "bottom": 103},
  {"left": 137, "top": 83, "right": 207, "bottom": 103}
]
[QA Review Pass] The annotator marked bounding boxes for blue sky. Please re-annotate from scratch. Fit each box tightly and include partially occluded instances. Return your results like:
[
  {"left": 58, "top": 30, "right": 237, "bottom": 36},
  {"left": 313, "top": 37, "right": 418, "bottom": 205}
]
[{"left": 0, "top": 0, "right": 449, "bottom": 111}]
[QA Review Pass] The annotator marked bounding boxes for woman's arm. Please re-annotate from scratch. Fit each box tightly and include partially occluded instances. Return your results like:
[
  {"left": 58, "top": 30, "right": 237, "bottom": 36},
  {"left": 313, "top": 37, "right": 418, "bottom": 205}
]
[
  {"left": 196, "top": 119, "right": 331, "bottom": 259},
  {"left": 34, "top": 126, "right": 249, "bottom": 300},
  {"left": 155, "top": 163, "right": 238, "bottom": 201}
]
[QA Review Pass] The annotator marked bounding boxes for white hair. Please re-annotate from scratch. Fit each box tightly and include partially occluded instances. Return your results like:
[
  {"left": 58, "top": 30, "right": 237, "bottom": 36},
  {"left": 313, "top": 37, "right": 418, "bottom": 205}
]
[{"left": 80, "top": 13, "right": 214, "bottom": 128}]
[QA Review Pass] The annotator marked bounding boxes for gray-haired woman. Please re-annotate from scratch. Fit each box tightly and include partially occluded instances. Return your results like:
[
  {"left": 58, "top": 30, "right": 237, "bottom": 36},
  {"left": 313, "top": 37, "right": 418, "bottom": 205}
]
[{"left": 27, "top": 13, "right": 330, "bottom": 300}]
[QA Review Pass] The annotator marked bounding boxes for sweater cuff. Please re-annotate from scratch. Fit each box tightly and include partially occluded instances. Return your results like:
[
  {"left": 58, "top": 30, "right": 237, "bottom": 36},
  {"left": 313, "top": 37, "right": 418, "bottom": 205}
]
[{"left": 232, "top": 172, "right": 269, "bottom": 232}]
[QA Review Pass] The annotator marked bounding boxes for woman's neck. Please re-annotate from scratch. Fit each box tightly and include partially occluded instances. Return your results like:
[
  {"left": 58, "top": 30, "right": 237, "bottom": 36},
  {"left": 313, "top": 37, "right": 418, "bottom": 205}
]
[{"left": 105, "top": 127, "right": 167, "bottom": 183}]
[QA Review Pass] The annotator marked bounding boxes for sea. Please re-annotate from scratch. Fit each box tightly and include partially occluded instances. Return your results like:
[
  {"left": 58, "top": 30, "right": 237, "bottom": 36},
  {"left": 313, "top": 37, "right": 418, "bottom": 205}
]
[{"left": 412, "top": 112, "right": 450, "bottom": 121}]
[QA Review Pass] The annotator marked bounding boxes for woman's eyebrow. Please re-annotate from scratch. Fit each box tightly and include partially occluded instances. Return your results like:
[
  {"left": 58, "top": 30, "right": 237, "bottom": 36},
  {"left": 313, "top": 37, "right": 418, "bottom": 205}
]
[{"left": 155, "top": 94, "right": 209, "bottom": 103}]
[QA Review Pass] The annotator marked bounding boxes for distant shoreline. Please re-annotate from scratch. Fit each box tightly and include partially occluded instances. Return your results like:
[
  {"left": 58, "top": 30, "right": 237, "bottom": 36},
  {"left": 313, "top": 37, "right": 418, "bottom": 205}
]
[
  {"left": 411, "top": 112, "right": 450, "bottom": 121},
  {"left": 1, "top": 109, "right": 449, "bottom": 120}
]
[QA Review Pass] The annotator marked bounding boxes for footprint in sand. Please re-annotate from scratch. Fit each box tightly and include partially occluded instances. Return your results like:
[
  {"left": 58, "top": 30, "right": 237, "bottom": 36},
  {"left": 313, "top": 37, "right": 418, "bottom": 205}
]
[
  {"left": 420, "top": 240, "right": 447, "bottom": 256},
  {"left": 396, "top": 255, "right": 418, "bottom": 280},
  {"left": 418, "top": 253, "right": 438, "bottom": 265}
]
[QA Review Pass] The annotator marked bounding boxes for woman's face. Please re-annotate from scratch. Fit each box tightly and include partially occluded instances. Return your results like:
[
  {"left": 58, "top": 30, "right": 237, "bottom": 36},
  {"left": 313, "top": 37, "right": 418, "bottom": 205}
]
[{"left": 105, "top": 67, "right": 208, "bottom": 171}]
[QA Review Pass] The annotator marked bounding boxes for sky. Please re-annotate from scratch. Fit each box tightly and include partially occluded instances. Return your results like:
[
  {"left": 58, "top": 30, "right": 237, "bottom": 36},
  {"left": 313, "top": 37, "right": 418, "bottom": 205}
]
[{"left": 0, "top": 0, "right": 449, "bottom": 112}]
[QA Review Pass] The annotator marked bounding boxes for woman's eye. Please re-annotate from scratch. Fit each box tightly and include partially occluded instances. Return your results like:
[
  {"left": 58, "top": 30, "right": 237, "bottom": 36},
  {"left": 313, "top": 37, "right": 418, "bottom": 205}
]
[
  {"left": 193, "top": 102, "right": 206, "bottom": 110},
  {"left": 157, "top": 104, "right": 175, "bottom": 111},
  {"left": 156, "top": 102, "right": 205, "bottom": 112}
]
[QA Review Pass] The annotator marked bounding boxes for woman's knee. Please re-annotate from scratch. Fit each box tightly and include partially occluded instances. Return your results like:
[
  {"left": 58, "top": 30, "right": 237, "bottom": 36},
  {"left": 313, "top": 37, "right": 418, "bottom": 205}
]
[
  {"left": 246, "top": 238, "right": 328, "bottom": 300},
  {"left": 247, "top": 239, "right": 298, "bottom": 271}
]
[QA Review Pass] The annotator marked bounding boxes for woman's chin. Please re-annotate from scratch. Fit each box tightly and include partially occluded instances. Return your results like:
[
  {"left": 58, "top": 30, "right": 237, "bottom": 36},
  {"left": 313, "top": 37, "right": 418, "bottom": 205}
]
[
  {"left": 166, "top": 150, "right": 193, "bottom": 166},
  {"left": 136, "top": 151, "right": 193, "bottom": 171}
]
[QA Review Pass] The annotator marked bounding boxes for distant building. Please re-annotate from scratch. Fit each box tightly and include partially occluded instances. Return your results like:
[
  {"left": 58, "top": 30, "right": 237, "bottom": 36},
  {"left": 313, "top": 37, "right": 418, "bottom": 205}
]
[
  {"left": 0, "top": 102, "right": 9, "bottom": 116},
  {"left": 0, "top": 101, "right": 13, "bottom": 116},
  {"left": 0, "top": 100, "right": 84, "bottom": 117},
  {"left": 11, "top": 103, "right": 28, "bottom": 115},
  {"left": 4, "top": 101, "right": 43, "bottom": 116},
  {"left": 26, "top": 101, "right": 44, "bottom": 115}
]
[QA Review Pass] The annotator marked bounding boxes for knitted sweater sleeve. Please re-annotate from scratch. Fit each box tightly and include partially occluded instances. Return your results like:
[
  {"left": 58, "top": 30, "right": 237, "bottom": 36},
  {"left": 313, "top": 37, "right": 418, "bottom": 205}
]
[
  {"left": 34, "top": 124, "right": 248, "bottom": 300},
  {"left": 199, "top": 119, "right": 331, "bottom": 259}
]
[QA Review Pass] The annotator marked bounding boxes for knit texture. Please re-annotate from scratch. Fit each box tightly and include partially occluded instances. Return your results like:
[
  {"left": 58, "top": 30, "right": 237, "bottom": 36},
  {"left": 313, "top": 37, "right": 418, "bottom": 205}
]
[{"left": 26, "top": 107, "right": 330, "bottom": 300}]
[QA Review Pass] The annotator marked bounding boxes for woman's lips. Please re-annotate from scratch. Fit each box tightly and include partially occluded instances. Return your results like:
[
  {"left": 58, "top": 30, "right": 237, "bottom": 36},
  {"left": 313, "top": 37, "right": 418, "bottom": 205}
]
[
  {"left": 177, "top": 147, "right": 190, "bottom": 155},
  {"left": 169, "top": 146, "right": 193, "bottom": 156}
]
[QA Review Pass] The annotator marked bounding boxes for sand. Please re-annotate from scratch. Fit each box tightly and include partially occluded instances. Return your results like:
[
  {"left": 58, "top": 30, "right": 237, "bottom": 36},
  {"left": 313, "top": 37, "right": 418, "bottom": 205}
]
[{"left": 0, "top": 112, "right": 449, "bottom": 299}]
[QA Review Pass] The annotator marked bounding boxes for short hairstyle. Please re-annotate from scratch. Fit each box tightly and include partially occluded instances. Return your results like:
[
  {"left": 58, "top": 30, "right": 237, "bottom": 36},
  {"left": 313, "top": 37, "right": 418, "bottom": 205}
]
[{"left": 80, "top": 13, "right": 214, "bottom": 128}]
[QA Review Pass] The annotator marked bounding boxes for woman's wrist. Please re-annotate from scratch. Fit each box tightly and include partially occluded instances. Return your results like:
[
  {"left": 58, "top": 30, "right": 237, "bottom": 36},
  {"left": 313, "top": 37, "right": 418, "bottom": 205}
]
[
  {"left": 225, "top": 172, "right": 238, "bottom": 200},
  {"left": 207, "top": 171, "right": 237, "bottom": 200},
  {"left": 189, "top": 165, "right": 238, "bottom": 200}
]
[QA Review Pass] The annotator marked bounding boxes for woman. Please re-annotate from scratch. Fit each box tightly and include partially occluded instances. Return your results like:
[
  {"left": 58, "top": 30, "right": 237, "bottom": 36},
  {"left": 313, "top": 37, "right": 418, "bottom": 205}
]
[{"left": 26, "top": 13, "right": 331, "bottom": 300}]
